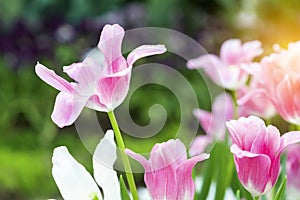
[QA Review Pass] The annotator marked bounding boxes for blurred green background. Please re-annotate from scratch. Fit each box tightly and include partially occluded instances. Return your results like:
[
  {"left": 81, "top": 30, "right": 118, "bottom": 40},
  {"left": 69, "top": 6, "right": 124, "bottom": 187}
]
[{"left": 1, "top": 0, "right": 300, "bottom": 199}]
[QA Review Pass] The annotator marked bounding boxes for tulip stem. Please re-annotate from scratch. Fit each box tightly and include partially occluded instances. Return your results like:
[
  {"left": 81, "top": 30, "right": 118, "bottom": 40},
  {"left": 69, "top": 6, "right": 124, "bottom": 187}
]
[
  {"left": 107, "top": 111, "right": 139, "bottom": 200},
  {"left": 230, "top": 90, "right": 238, "bottom": 119},
  {"left": 253, "top": 196, "right": 260, "bottom": 200}
]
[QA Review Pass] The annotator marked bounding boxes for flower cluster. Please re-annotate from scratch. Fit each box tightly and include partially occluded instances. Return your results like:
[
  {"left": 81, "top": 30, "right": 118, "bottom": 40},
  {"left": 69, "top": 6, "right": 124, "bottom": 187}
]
[{"left": 36, "top": 25, "right": 300, "bottom": 200}]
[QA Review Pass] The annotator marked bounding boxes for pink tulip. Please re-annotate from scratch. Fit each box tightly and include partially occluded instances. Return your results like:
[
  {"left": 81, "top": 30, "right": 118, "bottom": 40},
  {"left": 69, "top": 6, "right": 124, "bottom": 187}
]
[
  {"left": 189, "top": 93, "right": 233, "bottom": 156},
  {"left": 239, "top": 42, "right": 300, "bottom": 125},
  {"left": 189, "top": 88, "right": 275, "bottom": 157},
  {"left": 125, "top": 139, "right": 210, "bottom": 200},
  {"left": 238, "top": 85, "right": 276, "bottom": 119},
  {"left": 35, "top": 24, "right": 166, "bottom": 128},
  {"left": 286, "top": 144, "right": 300, "bottom": 191},
  {"left": 226, "top": 116, "right": 300, "bottom": 197},
  {"left": 187, "top": 39, "right": 262, "bottom": 90}
]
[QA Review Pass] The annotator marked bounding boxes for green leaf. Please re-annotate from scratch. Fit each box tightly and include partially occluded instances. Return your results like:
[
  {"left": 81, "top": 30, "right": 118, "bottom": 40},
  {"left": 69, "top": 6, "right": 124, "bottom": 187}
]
[
  {"left": 274, "top": 176, "right": 287, "bottom": 200},
  {"left": 120, "top": 175, "right": 131, "bottom": 200},
  {"left": 215, "top": 141, "right": 234, "bottom": 200},
  {"left": 195, "top": 144, "right": 216, "bottom": 199}
]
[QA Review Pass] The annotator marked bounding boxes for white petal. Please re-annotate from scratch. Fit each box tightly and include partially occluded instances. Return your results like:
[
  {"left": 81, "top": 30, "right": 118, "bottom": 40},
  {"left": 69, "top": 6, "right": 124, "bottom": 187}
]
[
  {"left": 52, "top": 146, "right": 102, "bottom": 200},
  {"left": 93, "top": 130, "right": 121, "bottom": 200}
]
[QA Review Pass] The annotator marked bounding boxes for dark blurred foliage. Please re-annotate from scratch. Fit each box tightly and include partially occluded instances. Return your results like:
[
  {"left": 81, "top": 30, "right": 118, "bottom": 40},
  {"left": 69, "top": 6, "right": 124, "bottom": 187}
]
[{"left": 0, "top": 0, "right": 299, "bottom": 199}]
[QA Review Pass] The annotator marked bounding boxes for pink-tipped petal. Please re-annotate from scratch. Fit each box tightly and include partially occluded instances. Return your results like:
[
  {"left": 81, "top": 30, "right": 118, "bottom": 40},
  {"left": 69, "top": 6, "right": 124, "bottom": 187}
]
[
  {"left": 51, "top": 92, "right": 88, "bottom": 128},
  {"left": 242, "top": 40, "right": 263, "bottom": 62},
  {"left": 125, "top": 149, "right": 150, "bottom": 171},
  {"left": 35, "top": 62, "right": 74, "bottom": 93},
  {"left": 127, "top": 44, "right": 167, "bottom": 66},
  {"left": 96, "top": 72, "right": 131, "bottom": 111},
  {"left": 220, "top": 39, "right": 242, "bottom": 65},
  {"left": 279, "top": 131, "right": 300, "bottom": 154},
  {"left": 188, "top": 135, "right": 212, "bottom": 157},
  {"left": 193, "top": 109, "right": 212, "bottom": 134},
  {"left": 226, "top": 116, "right": 266, "bottom": 151},
  {"left": 176, "top": 153, "right": 210, "bottom": 200},
  {"left": 98, "top": 24, "right": 126, "bottom": 72},
  {"left": 231, "top": 144, "right": 271, "bottom": 196},
  {"left": 63, "top": 57, "right": 99, "bottom": 84},
  {"left": 250, "top": 125, "right": 281, "bottom": 160}
]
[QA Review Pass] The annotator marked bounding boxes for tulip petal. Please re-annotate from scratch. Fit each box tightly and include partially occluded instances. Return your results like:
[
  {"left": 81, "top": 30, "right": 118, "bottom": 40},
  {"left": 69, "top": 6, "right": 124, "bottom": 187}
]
[
  {"left": 193, "top": 108, "right": 212, "bottom": 134},
  {"left": 51, "top": 92, "right": 88, "bottom": 128},
  {"left": 242, "top": 40, "right": 263, "bottom": 62},
  {"left": 279, "top": 131, "right": 300, "bottom": 154},
  {"left": 35, "top": 62, "right": 74, "bottom": 93},
  {"left": 176, "top": 153, "right": 210, "bottom": 200},
  {"left": 93, "top": 130, "right": 121, "bottom": 200},
  {"left": 63, "top": 57, "right": 101, "bottom": 86},
  {"left": 97, "top": 24, "right": 127, "bottom": 72},
  {"left": 220, "top": 39, "right": 242, "bottom": 65},
  {"left": 250, "top": 125, "right": 281, "bottom": 160},
  {"left": 231, "top": 144, "right": 271, "bottom": 196},
  {"left": 188, "top": 135, "right": 212, "bottom": 156},
  {"left": 96, "top": 73, "right": 130, "bottom": 111},
  {"left": 127, "top": 44, "right": 167, "bottom": 66},
  {"left": 52, "top": 146, "right": 102, "bottom": 200},
  {"left": 125, "top": 149, "right": 150, "bottom": 171},
  {"left": 226, "top": 116, "right": 266, "bottom": 151}
]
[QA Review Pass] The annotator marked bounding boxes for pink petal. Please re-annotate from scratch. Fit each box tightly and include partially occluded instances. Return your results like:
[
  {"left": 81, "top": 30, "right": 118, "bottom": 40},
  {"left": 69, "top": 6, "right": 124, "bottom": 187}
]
[
  {"left": 125, "top": 149, "right": 150, "bottom": 171},
  {"left": 226, "top": 116, "right": 266, "bottom": 151},
  {"left": 63, "top": 58, "right": 101, "bottom": 96},
  {"left": 188, "top": 135, "right": 212, "bottom": 157},
  {"left": 279, "top": 131, "right": 300, "bottom": 154},
  {"left": 149, "top": 139, "right": 187, "bottom": 171},
  {"left": 96, "top": 71, "right": 131, "bottom": 111},
  {"left": 51, "top": 92, "right": 88, "bottom": 128},
  {"left": 176, "top": 154, "right": 209, "bottom": 200},
  {"left": 35, "top": 62, "right": 74, "bottom": 93},
  {"left": 250, "top": 125, "right": 281, "bottom": 160},
  {"left": 127, "top": 45, "right": 167, "bottom": 66},
  {"left": 220, "top": 39, "right": 242, "bottom": 65},
  {"left": 63, "top": 57, "right": 100, "bottom": 84},
  {"left": 193, "top": 108, "right": 212, "bottom": 134},
  {"left": 231, "top": 144, "right": 271, "bottom": 196},
  {"left": 97, "top": 24, "right": 127, "bottom": 73},
  {"left": 241, "top": 40, "right": 263, "bottom": 62},
  {"left": 211, "top": 93, "right": 234, "bottom": 138}
]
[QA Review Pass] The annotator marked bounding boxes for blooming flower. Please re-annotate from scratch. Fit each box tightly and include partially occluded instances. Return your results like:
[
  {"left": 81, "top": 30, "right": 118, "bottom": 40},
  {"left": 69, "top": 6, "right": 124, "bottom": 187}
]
[
  {"left": 52, "top": 130, "right": 120, "bottom": 200},
  {"left": 226, "top": 116, "right": 300, "bottom": 197},
  {"left": 189, "top": 87, "right": 275, "bottom": 157},
  {"left": 286, "top": 144, "right": 300, "bottom": 200},
  {"left": 187, "top": 39, "right": 262, "bottom": 90},
  {"left": 35, "top": 24, "right": 166, "bottom": 127},
  {"left": 125, "top": 139, "right": 210, "bottom": 200},
  {"left": 239, "top": 41, "right": 300, "bottom": 125},
  {"left": 189, "top": 93, "right": 233, "bottom": 156},
  {"left": 237, "top": 85, "right": 276, "bottom": 119}
]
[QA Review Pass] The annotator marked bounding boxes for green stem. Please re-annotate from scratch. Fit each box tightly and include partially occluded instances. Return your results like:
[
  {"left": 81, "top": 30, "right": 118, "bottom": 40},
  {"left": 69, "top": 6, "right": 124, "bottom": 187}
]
[
  {"left": 230, "top": 90, "right": 238, "bottom": 120},
  {"left": 253, "top": 196, "right": 260, "bottom": 200},
  {"left": 107, "top": 111, "right": 139, "bottom": 200}
]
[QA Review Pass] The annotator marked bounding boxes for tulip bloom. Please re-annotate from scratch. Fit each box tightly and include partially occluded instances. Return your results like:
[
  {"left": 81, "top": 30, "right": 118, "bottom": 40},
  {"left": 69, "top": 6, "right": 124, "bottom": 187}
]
[
  {"left": 35, "top": 24, "right": 166, "bottom": 127},
  {"left": 189, "top": 90, "right": 274, "bottom": 157},
  {"left": 52, "top": 130, "right": 120, "bottom": 200},
  {"left": 226, "top": 116, "right": 300, "bottom": 197},
  {"left": 187, "top": 39, "right": 262, "bottom": 90},
  {"left": 189, "top": 93, "right": 233, "bottom": 156},
  {"left": 239, "top": 42, "right": 300, "bottom": 125},
  {"left": 126, "top": 139, "right": 210, "bottom": 200}
]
